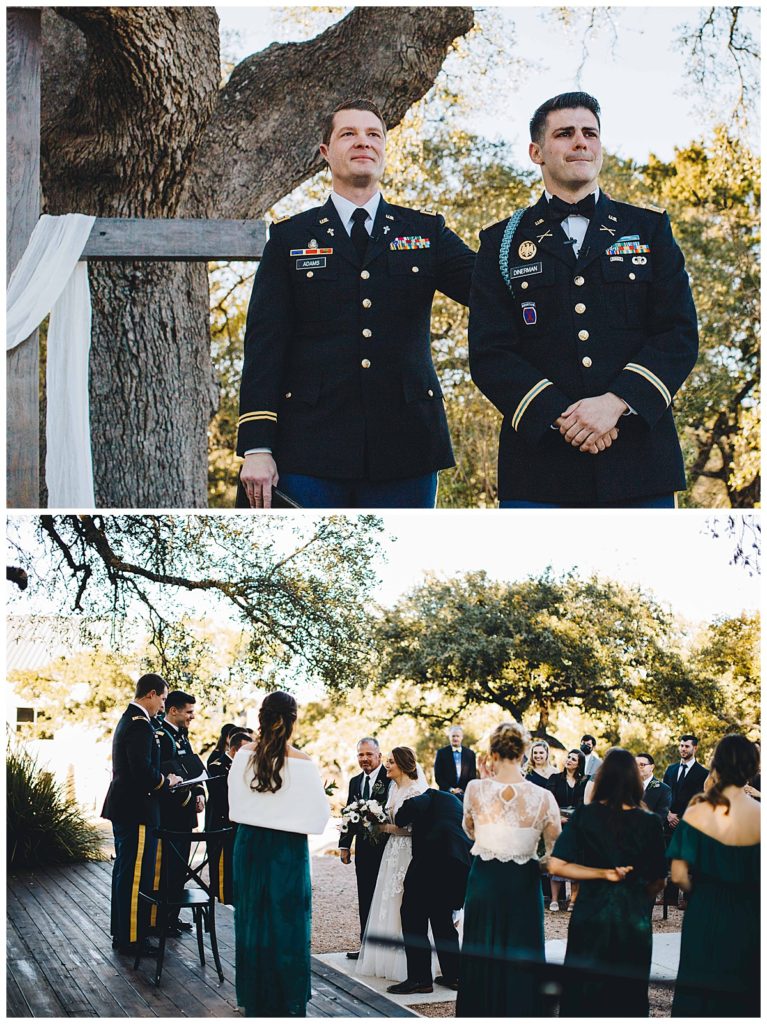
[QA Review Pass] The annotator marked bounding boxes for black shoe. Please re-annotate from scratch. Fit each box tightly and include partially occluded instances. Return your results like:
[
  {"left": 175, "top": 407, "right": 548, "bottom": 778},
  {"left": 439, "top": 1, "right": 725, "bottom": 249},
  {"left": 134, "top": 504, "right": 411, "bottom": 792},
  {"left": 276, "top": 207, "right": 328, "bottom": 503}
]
[
  {"left": 346, "top": 950, "right": 360, "bottom": 960},
  {"left": 116, "top": 941, "right": 160, "bottom": 957},
  {"left": 176, "top": 920, "right": 193, "bottom": 932},
  {"left": 435, "top": 975, "right": 459, "bottom": 990},
  {"left": 387, "top": 979, "right": 433, "bottom": 994}
]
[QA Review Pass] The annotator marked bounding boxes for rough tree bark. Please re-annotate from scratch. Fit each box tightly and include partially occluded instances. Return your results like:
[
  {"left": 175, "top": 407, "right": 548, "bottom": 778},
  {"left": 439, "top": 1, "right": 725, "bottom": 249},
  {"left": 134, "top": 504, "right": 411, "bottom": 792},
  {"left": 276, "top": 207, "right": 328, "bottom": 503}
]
[{"left": 39, "top": 7, "right": 475, "bottom": 507}]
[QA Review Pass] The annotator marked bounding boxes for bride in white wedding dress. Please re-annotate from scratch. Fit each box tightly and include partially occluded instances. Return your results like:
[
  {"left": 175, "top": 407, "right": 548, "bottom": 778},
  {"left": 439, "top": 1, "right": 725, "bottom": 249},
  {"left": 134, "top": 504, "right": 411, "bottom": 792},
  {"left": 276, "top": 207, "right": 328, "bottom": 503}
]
[{"left": 356, "top": 746, "right": 427, "bottom": 982}]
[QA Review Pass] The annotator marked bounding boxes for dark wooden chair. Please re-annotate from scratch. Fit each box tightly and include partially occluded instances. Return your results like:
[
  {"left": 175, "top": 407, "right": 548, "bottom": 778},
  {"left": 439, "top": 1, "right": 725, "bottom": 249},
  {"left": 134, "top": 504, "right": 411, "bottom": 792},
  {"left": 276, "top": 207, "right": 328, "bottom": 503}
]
[{"left": 135, "top": 827, "right": 233, "bottom": 985}]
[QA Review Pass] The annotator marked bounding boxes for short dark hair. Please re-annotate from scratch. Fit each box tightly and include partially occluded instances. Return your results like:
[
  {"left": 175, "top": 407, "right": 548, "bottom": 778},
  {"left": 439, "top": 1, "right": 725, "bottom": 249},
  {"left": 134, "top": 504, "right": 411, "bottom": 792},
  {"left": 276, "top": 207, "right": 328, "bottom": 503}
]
[
  {"left": 321, "top": 99, "right": 387, "bottom": 147},
  {"left": 227, "top": 731, "right": 252, "bottom": 754},
  {"left": 680, "top": 734, "right": 699, "bottom": 746},
  {"left": 636, "top": 752, "right": 655, "bottom": 765},
  {"left": 529, "top": 92, "right": 601, "bottom": 144},
  {"left": 165, "top": 690, "right": 196, "bottom": 711},
  {"left": 581, "top": 734, "right": 597, "bottom": 745},
  {"left": 135, "top": 673, "right": 167, "bottom": 699}
]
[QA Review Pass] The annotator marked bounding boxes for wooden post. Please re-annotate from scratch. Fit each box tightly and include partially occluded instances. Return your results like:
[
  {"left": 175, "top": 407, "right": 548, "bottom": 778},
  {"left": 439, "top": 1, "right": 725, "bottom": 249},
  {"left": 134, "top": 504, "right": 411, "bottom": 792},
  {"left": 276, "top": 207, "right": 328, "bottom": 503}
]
[{"left": 7, "top": 8, "right": 42, "bottom": 508}]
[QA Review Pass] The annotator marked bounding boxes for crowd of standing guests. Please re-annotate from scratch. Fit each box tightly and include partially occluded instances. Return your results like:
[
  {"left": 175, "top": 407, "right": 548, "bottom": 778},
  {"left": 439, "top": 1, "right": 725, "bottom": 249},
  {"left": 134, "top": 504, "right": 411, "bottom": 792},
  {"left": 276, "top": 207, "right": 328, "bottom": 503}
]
[{"left": 102, "top": 678, "right": 760, "bottom": 1018}]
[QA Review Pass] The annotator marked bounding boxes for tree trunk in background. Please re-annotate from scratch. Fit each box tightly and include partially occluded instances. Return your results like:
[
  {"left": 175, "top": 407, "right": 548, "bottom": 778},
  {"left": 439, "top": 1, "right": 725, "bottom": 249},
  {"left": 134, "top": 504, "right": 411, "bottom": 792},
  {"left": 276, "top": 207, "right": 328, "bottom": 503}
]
[{"left": 38, "top": 6, "right": 474, "bottom": 506}]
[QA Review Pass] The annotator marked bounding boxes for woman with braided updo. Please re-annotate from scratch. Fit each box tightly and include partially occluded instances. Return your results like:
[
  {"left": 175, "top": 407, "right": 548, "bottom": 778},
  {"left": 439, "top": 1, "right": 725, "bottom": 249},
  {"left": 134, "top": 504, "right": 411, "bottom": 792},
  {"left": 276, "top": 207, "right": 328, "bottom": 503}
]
[
  {"left": 227, "top": 691, "right": 330, "bottom": 1017},
  {"left": 669, "top": 734, "right": 760, "bottom": 1017},
  {"left": 457, "top": 722, "right": 561, "bottom": 1016}
]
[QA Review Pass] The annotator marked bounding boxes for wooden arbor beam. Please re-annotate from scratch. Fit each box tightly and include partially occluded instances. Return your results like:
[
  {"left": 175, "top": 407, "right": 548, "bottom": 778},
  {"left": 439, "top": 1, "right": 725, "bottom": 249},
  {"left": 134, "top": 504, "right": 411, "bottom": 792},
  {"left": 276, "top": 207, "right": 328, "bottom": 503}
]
[{"left": 82, "top": 218, "right": 267, "bottom": 261}]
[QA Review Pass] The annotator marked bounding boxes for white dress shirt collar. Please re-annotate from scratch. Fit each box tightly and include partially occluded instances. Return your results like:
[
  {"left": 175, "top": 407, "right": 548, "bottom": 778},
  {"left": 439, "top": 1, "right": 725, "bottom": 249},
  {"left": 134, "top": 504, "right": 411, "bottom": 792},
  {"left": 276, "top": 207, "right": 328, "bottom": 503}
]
[
  {"left": 544, "top": 186, "right": 600, "bottom": 206},
  {"left": 330, "top": 191, "right": 382, "bottom": 235},
  {"left": 129, "top": 700, "right": 150, "bottom": 720}
]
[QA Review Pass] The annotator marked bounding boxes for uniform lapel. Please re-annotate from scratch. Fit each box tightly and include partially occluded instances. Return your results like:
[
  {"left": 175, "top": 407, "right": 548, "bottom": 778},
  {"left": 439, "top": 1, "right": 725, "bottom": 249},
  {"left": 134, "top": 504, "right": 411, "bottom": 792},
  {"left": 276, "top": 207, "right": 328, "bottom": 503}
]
[
  {"left": 315, "top": 197, "right": 358, "bottom": 269},
  {"left": 576, "top": 192, "right": 621, "bottom": 272},
  {"left": 518, "top": 192, "right": 576, "bottom": 269},
  {"left": 363, "top": 196, "right": 395, "bottom": 267}
]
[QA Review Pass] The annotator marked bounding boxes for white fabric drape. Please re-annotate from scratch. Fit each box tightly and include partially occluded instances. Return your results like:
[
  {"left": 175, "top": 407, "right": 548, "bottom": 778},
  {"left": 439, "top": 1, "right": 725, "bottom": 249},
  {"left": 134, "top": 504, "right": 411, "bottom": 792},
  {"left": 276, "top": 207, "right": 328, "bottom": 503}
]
[{"left": 7, "top": 213, "right": 97, "bottom": 506}]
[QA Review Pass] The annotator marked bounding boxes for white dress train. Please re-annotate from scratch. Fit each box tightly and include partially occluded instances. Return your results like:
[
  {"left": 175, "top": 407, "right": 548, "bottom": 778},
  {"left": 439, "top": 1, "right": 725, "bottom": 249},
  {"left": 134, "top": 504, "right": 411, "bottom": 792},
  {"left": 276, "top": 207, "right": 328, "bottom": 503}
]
[{"left": 355, "top": 774, "right": 427, "bottom": 981}]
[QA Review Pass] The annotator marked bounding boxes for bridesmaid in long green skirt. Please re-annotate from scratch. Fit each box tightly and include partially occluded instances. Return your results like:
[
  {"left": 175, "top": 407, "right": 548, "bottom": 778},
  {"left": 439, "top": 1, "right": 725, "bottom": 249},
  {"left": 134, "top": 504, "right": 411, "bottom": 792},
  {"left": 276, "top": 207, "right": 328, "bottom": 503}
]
[
  {"left": 456, "top": 722, "right": 562, "bottom": 1017},
  {"left": 458, "top": 856, "right": 546, "bottom": 1016},
  {"left": 233, "top": 824, "right": 312, "bottom": 1017},
  {"left": 226, "top": 692, "right": 331, "bottom": 1019},
  {"left": 668, "top": 734, "right": 760, "bottom": 1018}
]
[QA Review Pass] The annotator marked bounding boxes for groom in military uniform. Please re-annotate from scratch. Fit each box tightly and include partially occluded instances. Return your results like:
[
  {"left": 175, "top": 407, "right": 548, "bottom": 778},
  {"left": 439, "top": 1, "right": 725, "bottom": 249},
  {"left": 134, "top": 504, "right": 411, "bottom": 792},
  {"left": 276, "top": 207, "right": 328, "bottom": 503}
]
[
  {"left": 238, "top": 98, "right": 475, "bottom": 509},
  {"left": 469, "top": 91, "right": 698, "bottom": 507}
]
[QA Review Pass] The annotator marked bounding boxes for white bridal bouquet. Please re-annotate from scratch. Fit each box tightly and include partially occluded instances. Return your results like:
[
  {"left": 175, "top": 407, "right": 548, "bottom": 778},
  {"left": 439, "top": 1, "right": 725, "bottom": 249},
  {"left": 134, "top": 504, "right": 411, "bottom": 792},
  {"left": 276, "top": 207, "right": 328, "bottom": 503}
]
[{"left": 339, "top": 797, "right": 388, "bottom": 843}]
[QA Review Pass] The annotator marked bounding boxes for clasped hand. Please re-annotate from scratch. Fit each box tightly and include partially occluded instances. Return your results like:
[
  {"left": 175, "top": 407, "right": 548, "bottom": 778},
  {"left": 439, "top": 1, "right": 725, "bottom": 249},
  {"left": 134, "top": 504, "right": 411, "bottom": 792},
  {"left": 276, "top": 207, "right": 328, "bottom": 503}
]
[{"left": 555, "top": 393, "right": 628, "bottom": 454}]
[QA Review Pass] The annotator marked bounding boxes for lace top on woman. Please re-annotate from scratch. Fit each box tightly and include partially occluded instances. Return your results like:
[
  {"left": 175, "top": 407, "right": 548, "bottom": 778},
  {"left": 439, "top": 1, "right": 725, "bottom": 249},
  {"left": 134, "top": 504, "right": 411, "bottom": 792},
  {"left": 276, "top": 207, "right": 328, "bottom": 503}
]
[{"left": 463, "top": 778, "right": 561, "bottom": 863}]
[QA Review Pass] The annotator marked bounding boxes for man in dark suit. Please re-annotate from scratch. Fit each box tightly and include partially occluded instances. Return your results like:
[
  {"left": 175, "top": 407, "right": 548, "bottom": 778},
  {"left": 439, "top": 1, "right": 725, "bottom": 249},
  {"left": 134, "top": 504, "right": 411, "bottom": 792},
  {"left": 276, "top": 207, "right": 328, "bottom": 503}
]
[
  {"left": 339, "top": 737, "right": 392, "bottom": 957},
  {"left": 101, "top": 673, "right": 182, "bottom": 956},
  {"left": 636, "top": 752, "right": 672, "bottom": 821},
  {"left": 662, "top": 734, "right": 709, "bottom": 832},
  {"left": 469, "top": 91, "right": 698, "bottom": 508},
  {"left": 433, "top": 726, "right": 478, "bottom": 801},
  {"left": 238, "top": 97, "right": 475, "bottom": 509},
  {"left": 155, "top": 690, "right": 206, "bottom": 935},
  {"left": 388, "top": 789, "right": 472, "bottom": 994}
]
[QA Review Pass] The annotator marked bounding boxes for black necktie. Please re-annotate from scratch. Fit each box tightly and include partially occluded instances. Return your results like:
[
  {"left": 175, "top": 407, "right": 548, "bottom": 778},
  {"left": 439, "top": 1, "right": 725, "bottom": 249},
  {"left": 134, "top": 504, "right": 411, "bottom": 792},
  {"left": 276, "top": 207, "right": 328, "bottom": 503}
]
[
  {"left": 362, "top": 774, "right": 370, "bottom": 800},
  {"left": 351, "top": 207, "right": 369, "bottom": 261},
  {"left": 678, "top": 764, "right": 688, "bottom": 784},
  {"left": 548, "top": 193, "right": 596, "bottom": 222}
]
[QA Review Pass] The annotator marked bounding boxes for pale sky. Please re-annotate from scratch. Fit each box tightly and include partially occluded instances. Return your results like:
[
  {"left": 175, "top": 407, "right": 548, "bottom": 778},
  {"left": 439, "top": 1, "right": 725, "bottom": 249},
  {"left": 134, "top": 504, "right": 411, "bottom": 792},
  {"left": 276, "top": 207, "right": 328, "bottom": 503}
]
[
  {"left": 216, "top": 5, "right": 759, "bottom": 164},
  {"left": 370, "top": 511, "right": 760, "bottom": 623}
]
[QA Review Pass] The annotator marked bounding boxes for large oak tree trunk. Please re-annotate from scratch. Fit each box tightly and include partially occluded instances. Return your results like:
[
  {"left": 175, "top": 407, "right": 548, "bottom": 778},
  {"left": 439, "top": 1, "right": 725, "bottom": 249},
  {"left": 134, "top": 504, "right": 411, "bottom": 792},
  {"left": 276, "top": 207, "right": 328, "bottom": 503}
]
[{"left": 38, "top": 6, "right": 474, "bottom": 506}]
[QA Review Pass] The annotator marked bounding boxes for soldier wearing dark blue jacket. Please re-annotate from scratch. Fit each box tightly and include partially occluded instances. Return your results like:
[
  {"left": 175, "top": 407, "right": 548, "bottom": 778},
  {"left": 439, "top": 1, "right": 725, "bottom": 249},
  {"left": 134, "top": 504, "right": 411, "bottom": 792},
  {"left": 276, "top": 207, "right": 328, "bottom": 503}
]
[
  {"left": 101, "top": 674, "right": 181, "bottom": 955},
  {"left": 238, "top": 98, "right": 475, "bottom": 509},
  {"left": 469, "top": 92, "right": 698, "bottom": 507}
]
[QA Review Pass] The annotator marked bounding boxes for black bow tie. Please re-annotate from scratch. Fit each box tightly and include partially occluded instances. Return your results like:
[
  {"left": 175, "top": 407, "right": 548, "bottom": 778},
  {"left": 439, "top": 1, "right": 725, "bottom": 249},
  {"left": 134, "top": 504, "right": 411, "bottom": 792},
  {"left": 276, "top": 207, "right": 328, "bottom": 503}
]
[{"left": 548, "top": 193, "right": 596, "bottom": 222}]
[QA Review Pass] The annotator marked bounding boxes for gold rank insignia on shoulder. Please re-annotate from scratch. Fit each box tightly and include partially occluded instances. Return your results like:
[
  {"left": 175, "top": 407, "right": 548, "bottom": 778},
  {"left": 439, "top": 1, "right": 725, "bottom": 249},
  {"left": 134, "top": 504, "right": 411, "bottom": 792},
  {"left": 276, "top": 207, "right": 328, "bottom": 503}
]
[
  {"left": 132, "top": 715, "right": 148, "bottom": 722},
  {"left": 419, "top": 208, "right": 437, "bottom": 216},
  {"left": 273, "top": 214, "right": 292, "bottom": 224},
  {"left": 637, "top": 202, "right": 665, "bottom": 215}
]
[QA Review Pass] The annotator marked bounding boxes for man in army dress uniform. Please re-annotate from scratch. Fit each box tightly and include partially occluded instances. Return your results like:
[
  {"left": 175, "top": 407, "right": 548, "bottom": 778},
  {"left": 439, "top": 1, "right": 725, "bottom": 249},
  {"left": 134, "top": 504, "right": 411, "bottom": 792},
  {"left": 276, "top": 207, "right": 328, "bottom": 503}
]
[
  {"left": 469, "top": 92, "right": 698, "bottom": 507},
  {"left": 102, "top": 673, "right": 182, "bottom": 955},
  {"left": 155, "top": 690, "right": 206, "bottom": 934},
  {"left": 238, "top": 98, "right": 475, "bottom": 509}
]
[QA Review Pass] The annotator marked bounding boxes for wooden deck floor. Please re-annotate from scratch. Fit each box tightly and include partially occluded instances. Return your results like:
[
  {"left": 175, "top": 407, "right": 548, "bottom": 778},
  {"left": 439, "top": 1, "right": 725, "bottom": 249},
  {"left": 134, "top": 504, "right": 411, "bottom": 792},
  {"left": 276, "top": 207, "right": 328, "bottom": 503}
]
[{"left": 7, "top": 859, "right": 416, "bottom": 1018}]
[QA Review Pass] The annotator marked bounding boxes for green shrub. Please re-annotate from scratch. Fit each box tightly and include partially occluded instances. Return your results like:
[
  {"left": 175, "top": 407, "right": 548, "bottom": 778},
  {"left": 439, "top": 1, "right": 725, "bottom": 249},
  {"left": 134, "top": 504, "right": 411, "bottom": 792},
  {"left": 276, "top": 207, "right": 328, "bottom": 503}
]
[{"left": 7, "top": 744, "right": 105, "bottom": 869}]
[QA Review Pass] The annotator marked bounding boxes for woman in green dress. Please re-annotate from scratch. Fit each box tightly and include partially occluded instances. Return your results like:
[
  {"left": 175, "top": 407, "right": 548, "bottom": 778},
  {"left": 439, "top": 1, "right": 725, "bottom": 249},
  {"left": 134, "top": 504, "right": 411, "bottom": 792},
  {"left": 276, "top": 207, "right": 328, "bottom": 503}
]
[
  {"left": 548, "top": 747, "right": 666, "bottom": 1017},
  {"left": 227, "top": 692, "right": 330, "bottom": 1017},
  {"left": 457, "top": 722, "right": 562, "bottom": 1017},
  {"left": 669, "top": 734, "right": 760, "bottom": 1017}
]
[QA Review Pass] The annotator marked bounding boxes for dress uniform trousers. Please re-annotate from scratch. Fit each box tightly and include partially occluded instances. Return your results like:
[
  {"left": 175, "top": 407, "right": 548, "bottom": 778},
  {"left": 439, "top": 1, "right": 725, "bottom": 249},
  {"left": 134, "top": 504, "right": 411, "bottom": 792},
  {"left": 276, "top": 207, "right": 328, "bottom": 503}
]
[{"left": 101, "top": 705, "right": 167, "bottom": 948}]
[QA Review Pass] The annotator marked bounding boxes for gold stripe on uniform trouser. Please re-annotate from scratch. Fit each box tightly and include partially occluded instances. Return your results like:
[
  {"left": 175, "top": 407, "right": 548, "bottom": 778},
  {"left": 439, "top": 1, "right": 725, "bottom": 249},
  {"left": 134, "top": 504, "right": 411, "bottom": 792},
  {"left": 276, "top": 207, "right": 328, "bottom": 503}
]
[
  {"left": 512, "top": 379, "right": 553, "bottom": 431},
  {"left": 624, "top": 363, "right": 671, "bottom": 407},
  {"left": 130, "top": 824, "right": 146, "bottom": 943},
  {"left": 218, "top": 847, "right": 225, "bottom": 904},
  {"left": 150, "top": 840, "right": 162, "bottom": 928}
]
